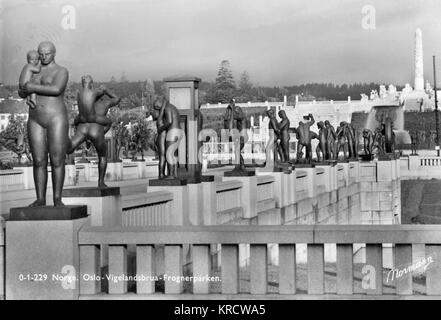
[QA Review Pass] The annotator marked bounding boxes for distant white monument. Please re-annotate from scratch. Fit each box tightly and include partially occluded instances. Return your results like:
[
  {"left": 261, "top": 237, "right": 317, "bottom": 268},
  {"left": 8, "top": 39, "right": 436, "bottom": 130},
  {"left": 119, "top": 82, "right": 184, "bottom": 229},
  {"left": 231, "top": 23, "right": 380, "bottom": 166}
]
[{"left": 415, "top": 28, "right": 424, "bottom": 91}]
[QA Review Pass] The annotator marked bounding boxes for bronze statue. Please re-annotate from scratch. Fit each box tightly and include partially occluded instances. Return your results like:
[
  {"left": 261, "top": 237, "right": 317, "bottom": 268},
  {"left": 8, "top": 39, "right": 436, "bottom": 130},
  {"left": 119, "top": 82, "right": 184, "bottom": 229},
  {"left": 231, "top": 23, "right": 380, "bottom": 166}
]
[
  {"left": 278, "top": 110, "right": 290, "bottom": 163},
  {"left": 336, "top": 122, "right": 349, "bottom": 160},
  {"left": 362, "top": 129, "right": 374, "bottom": 156},
  {"left": 67, "top": 77, "right": 120, "bottom": 188},
  {"left": 224, "top": 99, "right": 248, "bottom": 171},
  {"left": 295, "top": 114, "right": 315, "bottom": 163},
  {"left": 410, "top": 130, "right": 419, "bottom": 155},
  {"left": 74, "top": 75, "right": 113, "bottom": 130},
  {"left": 347, "top": 123, "right": 357, "bottom": 158},
  {"left": 266, "top": 109, "right": 282, "bottom": 163},
  {"left": 149, "top": 96, "right": 182, "bottom": 179},
  {"left": 316, "top": 121, "right": 328, "bottom": 162},
  {"left": 373, "top": 126, "right": 386, "bottom": 155},
  {"left": 19, "top": 50, "right": 40, "bottom": 109},
  {"left": 324, "top": 120, "right": 337, "bottom": 160},
  {"left": 18, "top": 41, "right": 69, "bottom": 207}
]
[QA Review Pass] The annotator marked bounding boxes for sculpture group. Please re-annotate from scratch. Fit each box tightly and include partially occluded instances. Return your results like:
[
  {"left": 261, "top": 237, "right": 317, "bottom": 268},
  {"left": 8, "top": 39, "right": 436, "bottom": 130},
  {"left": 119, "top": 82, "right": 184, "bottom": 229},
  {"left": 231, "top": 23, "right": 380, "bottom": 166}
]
[
  {"left": 19, "top": 41, "right": 121, "bottom": 206},
  {"left": 17, "top": 41, "right": 401, "bottom": 207}
]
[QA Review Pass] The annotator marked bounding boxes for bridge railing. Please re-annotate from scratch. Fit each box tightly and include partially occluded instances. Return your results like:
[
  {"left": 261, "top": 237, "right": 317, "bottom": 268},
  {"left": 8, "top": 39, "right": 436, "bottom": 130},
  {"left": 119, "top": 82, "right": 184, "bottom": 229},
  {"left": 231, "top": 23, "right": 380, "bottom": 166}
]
[
  {"left": 122, "top": 191, "right": 173, "bottom": 227},
  {"left": 78, "top": 225, "right": 441, "bottom": 299},
  {"left": 215, "top": 180, "right": 242, "bottom": 214},
  {"left": 0, "top": 170, "right": 24, "bottom": 192}
]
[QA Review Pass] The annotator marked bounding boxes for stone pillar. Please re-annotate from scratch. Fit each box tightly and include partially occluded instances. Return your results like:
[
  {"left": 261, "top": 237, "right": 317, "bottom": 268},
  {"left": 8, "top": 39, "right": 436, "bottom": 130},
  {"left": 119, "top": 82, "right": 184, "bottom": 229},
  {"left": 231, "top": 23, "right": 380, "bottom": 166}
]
[
  {"left": 303, "top": 167, "right": 316, "bottom": 199},
  {"left": 65, "top": 164, "right": 76, "bottom": 186},
  {"left": 14, "top": 165, "right": 33, "bottom": 189},
  {"left": 316, "top": 165, "right": 332, "bottom": 192},
  {"left": 149, "top": 182, "right": 190, "bottom": 226},
  {"left": 415, "top": 28, "right": 424, "bottom": 91},
  {"left": 223, "top": 176, "right": 257, "bottom": 219},
  {"left": 106, "top": 161, "right": 123, "bottom": 181},
  {"left": 377, "top": 159, "right": 393, "bottom": 182},
  {"left": 82, "top": 163, "right": 92, "bottom": 182},
  {"left": 409, "top": 155, "right": 420, "bottom": 171},
  {"left": 62, "top": 187, "right": 121, "bottom": 227},
  {"left": 187, "top": 182, "right": 203, "bottom": 226},
  {"left": 201, "top": 178, "right": 217, "bottom": 225},
  {"left": 134, "top": 160, "right": 146, "bottom": 179},
  {"left": 6, "top": 206, "right": 88, "bottom": 300}
]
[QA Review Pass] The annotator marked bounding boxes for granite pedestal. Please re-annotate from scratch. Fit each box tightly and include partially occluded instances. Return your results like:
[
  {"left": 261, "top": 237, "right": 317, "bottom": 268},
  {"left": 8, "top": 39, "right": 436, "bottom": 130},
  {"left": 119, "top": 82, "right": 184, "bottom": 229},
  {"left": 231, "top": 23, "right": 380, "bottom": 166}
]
[{"left": 6, "top": 205, "right": 88, "bottom": 300}]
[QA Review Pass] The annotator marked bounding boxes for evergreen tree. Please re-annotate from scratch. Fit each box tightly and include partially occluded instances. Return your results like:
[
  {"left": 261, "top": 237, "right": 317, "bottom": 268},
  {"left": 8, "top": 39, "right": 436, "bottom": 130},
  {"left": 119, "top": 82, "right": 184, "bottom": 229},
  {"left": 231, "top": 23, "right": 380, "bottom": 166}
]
[
  {"left": 237, "top": 71, "right": 254, "bottom": 102},
  {"left": 213, "top": 60, "right": 236, "bottom": 103}
]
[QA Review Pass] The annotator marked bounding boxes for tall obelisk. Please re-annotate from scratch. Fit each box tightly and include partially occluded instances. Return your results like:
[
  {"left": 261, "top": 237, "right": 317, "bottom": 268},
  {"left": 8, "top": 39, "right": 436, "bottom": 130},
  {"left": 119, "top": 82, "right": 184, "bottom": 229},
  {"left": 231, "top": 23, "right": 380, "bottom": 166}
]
[{"left": 415, "top": 28, "right": 424, "bottom": 91}]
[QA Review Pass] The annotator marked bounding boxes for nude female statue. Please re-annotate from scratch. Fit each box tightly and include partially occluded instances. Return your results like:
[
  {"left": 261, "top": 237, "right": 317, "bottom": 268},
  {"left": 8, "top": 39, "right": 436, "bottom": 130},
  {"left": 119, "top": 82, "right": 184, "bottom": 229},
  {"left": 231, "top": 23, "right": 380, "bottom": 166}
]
[{"left": 18, "top": 42, "right": 69, "bottom": 207}]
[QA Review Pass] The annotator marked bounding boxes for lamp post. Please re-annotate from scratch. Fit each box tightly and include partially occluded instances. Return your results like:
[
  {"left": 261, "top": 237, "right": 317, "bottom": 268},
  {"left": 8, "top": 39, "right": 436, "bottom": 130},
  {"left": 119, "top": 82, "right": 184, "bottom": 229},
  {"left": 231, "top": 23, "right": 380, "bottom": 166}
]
[{"left": 434, "top": 56, "right": 440, "bottom": 156}]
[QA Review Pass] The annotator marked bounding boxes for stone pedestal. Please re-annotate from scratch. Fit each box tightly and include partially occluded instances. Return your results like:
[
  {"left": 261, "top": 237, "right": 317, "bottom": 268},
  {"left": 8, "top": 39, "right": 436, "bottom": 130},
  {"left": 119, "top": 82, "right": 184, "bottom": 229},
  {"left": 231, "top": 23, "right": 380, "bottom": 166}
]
[
  {"left": 377, "top": 160, "right": 393, "bottom": 182},
  {"left": 106, "top": 161, "right": 123, "bottom": 181},
  {"left": 408, "top": 155, "right": 420, "bottom": 171},
  {"left": 149, "top": 179, "right": 189, "bottom": 225},
  {"left": 13, "top": 165, "right": 33, "bottom": 189},
  {"left": 133, "top": 160, "right": 146, "bottom": 179},
  {"left": 65, "top": 164, "right": 76, "bottom": 186},
  {"left": 223, "top": 175, "right": 257, "bottom": 219},
  {"left": 62, "top": 187, "right": 121, "bottom": 227},
  {"left": 187, "top": 182, "right": 203, "bottom": 226},
  {"left": 6, "top": 206, "right": 88, "bottom": 300},
  {"left": 316, "top": 165, "right": 332, "bottom": 192},
  {"left": 81, "top": 163, "right": 92, "bottom": 182},
  {"left": 201, "top": 178, "right": 217, "bottom": 225}
]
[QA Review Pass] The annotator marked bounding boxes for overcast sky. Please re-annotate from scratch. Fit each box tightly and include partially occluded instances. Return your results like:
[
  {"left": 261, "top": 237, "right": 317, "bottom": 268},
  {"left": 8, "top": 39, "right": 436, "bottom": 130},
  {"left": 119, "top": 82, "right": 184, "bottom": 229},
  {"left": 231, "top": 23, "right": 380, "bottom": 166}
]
[{"left": 1, "top": 0, "right": 441, "bottom": 86}]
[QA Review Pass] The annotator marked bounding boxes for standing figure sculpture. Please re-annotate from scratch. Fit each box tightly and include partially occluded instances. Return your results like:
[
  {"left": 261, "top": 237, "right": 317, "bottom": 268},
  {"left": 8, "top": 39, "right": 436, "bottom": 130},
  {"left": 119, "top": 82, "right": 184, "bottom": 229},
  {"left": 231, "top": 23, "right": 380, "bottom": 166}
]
[
  {"left": 373, "top": 126, "right": 386, "bottom": 155},
  {"left": 324, "top": 120, "right": 337, "bottom": 160},
  {"left": 362, "top": 129, "right": 374, "bottom": 156},
  {"left": 295, "top": 114, "right": 315, "bottom": 164},
  {"left": 149, "top": 96, "right": 183, "bottom": 179},
  {"left": 410, "top": 131, "right": 419, "bottom": 156},
  {"left": 224, "top": 99, "right": 249, "bottom": 171},
  {"left": 315, "top": 121, "right": 328, "bottom": 162},
  {"left": 347, "top": 123, "right": 358, "bottom": 158},
  {"left": 336, "top": 122, "right": 349, "bottom": 160},
  {"left": 410, "top": 130, "right": 419, "bottom": 155},
  {"left": 265, "top": 109, "right": 282, "bottom": 164},
  {"left": 67, "top": 76, "right": 121, "bottom": 188},
  {"left": 278, "top": 110, "right": 291, "bottom": 163},
  {"left": 18, "top": 41, "right": 69, "bottom": 207}
]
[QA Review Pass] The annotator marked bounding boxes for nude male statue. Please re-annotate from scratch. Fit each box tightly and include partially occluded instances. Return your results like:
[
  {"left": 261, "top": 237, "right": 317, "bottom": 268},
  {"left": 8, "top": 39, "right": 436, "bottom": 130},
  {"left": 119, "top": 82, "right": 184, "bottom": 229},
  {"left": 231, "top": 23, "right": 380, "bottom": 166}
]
[
  {"left": 74, "top": 75, "right": 113, "bottom": 129},
  {"left": 278, "top": 110, "right": 291, "bottom": 163},
  {"left": 336, "top": 122, "right": 350, "bottom": 160},
  {"left": 296, "top": 114, "right": 315, "bottom": 163},
  {"left": 316, "top": 121, "right": 328, "bottom": 162},
  {"left": 362, "top": 129, "right": 374, "bottom": 156},
  {"left": 18, "top": 41, "right": 69, "bottom": 207},
  {"left": 324, "top": 120, "right": 337, "bottom": 160},
  {"left": 67, "top": 76, "right": 121, "bottom": 188},
  {"left": 224, "top": 99, "right": 248, "bottom": 171},
  {"left": 266, "top": 109, "right": 283, "bottom": 163}
]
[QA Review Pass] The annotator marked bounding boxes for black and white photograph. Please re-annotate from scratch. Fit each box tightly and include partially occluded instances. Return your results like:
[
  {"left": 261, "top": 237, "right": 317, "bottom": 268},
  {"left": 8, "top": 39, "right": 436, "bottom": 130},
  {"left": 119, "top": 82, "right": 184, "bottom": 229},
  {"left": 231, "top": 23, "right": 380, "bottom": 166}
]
[{"left": 1, "top": 0, "right": 441, "bottom": 309}]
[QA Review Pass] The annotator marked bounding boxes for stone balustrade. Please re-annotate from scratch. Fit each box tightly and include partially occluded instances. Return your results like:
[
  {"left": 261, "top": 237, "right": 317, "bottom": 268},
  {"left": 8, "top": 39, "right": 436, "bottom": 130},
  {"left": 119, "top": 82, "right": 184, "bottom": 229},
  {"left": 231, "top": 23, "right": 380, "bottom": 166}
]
[
  {"left": 401, "top": 155, "right": 441, "bottom": 179},
  {"left": 0, "top": 170, "right": 24, "bottom": 192},
  {"left": 0, "top": 220, "right": 4, "bottom": 300},
  {"left": 77, "top": 225, "right": 441, "bottom": 299},
  {"left": 122, "top": 191, "right": 174, "bottom": 227}
]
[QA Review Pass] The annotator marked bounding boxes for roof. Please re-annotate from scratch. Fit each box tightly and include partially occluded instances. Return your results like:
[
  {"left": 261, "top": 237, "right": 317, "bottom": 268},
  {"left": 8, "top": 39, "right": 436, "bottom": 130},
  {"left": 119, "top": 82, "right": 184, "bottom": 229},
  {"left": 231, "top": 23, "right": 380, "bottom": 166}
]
[{"left": 0, "top": 99, "right": 28, "bottom": 114}]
